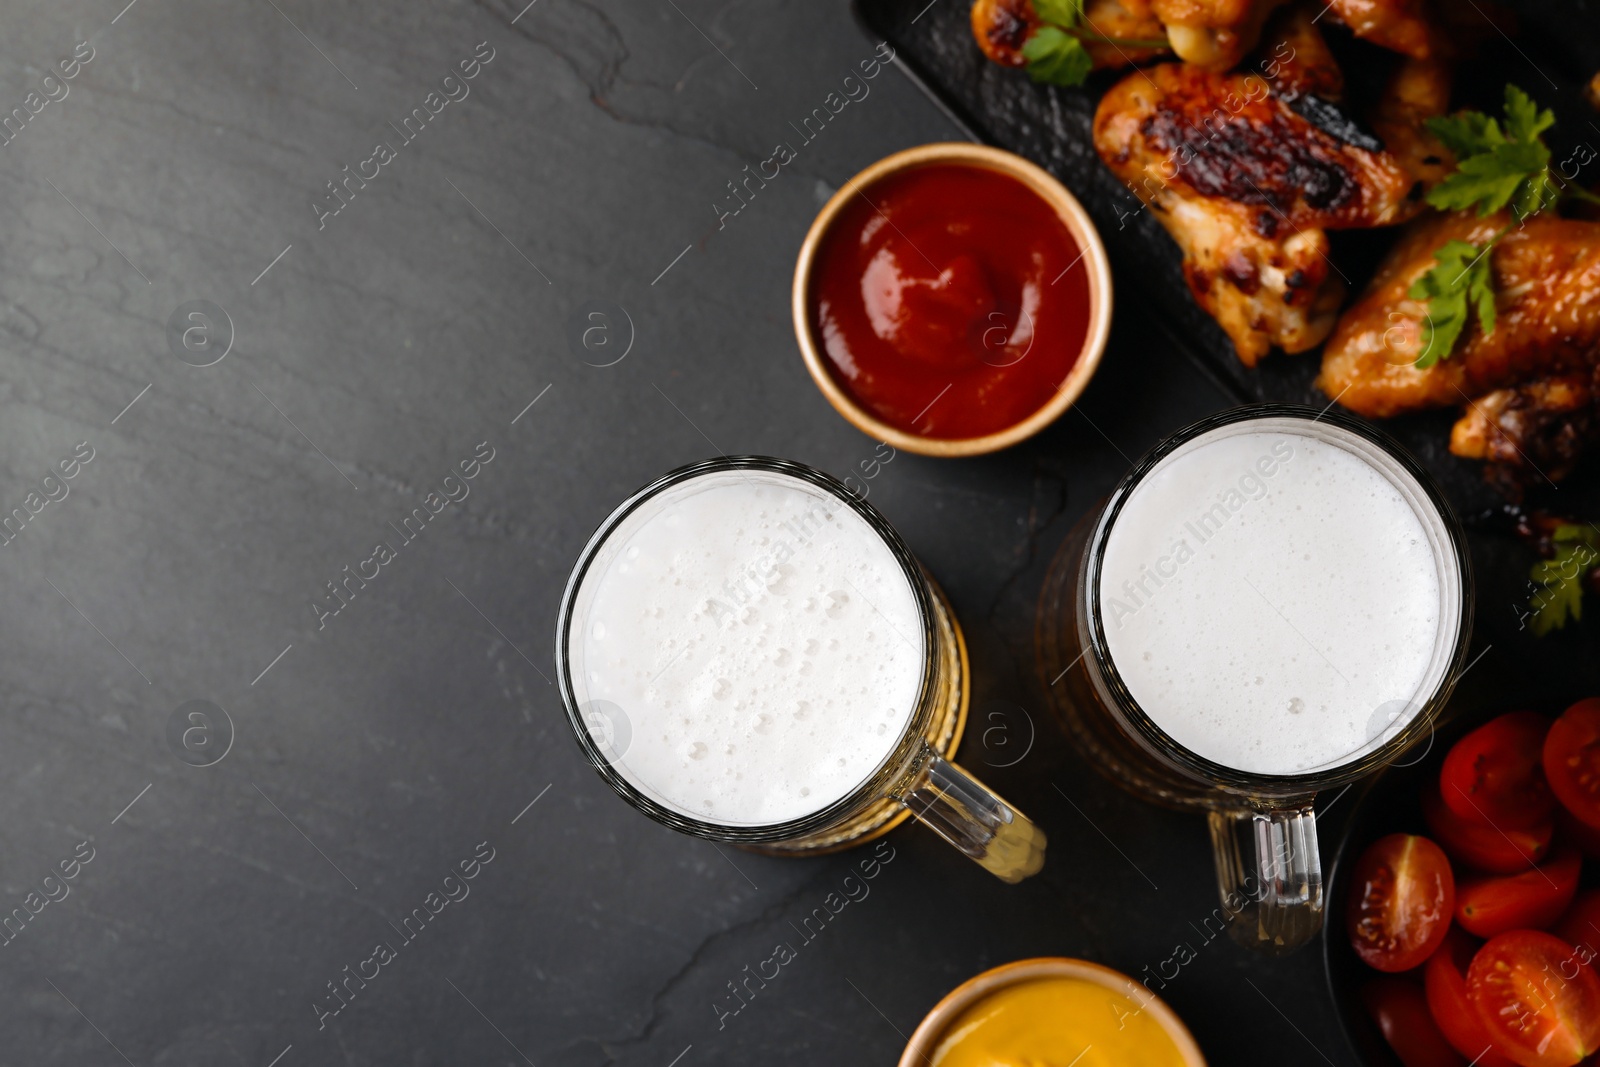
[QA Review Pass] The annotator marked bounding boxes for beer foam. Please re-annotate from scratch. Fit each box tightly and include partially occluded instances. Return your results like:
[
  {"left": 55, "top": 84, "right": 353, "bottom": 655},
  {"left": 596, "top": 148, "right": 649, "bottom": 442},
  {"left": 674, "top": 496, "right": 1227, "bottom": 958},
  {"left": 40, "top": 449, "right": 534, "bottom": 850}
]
[
  {"left": 1098, "top": 429, "right": 1445, "bottom": 776},
  {"left": 569, "top": 471, "right": 924, "bottom": 825}
]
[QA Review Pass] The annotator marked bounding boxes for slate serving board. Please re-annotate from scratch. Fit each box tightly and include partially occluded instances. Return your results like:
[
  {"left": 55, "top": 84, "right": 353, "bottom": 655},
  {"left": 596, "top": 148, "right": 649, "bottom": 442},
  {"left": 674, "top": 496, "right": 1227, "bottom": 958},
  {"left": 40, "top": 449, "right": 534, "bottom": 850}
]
[
  {"left": 853, "top": 0, "right": 1600, "bottom": 525},
  {"left": 846, "top": 6, "right": 1600, "bottom": 1061}
]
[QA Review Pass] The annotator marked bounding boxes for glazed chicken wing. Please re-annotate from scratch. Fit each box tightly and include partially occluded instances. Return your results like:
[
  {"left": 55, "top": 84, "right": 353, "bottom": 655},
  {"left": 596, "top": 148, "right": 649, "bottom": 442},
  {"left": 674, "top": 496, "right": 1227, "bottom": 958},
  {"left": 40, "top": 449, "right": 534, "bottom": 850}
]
[
  {"left": 971, "top": 0, "right": 1168, "bottom": 70},
  {"left": 1450, "top": 372, "right": 1599, "bottom": 487},
  {"left": 1094, "top": 58, "right": 1422, "bottom": 363},
  {"left": 1370, "top": 54, "right": 1454, "bottom": 187},
  {"left": 1149, "top": 0, "right": 1287, "bottom": 70},
  {"left": 1319, "top": 211, "right": 1600, "bottom": 416},
  {"left": 1323, "top": 0, "right": 1434, "bottom": 57}
]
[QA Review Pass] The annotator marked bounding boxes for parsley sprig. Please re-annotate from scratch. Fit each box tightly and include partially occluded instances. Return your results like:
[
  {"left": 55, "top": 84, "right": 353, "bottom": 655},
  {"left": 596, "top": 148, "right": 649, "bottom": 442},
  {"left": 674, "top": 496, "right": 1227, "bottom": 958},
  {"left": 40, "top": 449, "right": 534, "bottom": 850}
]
[
  {"left": 1022, "top": 0, "right": 1166, "bottom": 88},
  {"left": 1528, "top": 524, "right": 1600, "bottom": 636},
  {"left": 1426, "top": 85, "right": 1557, "bottom": 221},
  {"left": 1408, "top": 85, "right": 1600, "bottom": 367},
  {"left": 1409, "top": 238, "right": 1497, "bottom": 369}
]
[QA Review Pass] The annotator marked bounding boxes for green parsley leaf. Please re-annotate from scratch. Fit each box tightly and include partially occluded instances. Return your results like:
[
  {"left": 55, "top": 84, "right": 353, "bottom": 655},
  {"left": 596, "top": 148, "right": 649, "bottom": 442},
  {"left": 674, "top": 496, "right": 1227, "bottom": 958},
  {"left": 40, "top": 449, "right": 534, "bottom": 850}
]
[
  {"left": 1407, "top": 238, "right": 1497, "bottom": 367},
  {"left": 1427, "top": 111, "right": 1501, "bottom": 158},
  {"left": 1529, "top": 524, "right": 1600, "bottom": 636},
  {"left": 1502, "top": 84, "right": 1555, "bottom": 145},
  {"left": 1032, "top": 0, "right": 1084, "bottom": 27},
  {"left": 1022, "top": 25, "right": 1094, "bottom": 87},
  {"left": 1425, "top": 84, "right": 1555, "bottom": 221}
]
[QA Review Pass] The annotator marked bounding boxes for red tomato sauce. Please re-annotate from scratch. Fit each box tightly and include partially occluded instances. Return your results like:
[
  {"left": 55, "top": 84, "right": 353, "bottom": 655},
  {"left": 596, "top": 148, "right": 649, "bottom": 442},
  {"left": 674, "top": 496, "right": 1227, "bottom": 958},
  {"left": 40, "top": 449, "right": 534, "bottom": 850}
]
[{"left": 809, "top": 162, "right": 1092, "bottom": 440}]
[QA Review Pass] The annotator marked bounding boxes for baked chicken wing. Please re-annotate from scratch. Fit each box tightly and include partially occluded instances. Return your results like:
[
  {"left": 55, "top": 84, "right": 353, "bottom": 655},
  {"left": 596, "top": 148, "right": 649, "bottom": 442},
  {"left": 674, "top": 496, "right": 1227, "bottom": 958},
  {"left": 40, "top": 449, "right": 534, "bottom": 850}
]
[
  {"left": 1320, "top": 210, "right": 1600, "bottom": 486},
  {"left": 1323, "top": 0, "right": 1434, "bottom": 58},
  {"left": 972, "top": 0, "right": 1169, "bottom": 70},
  {"left": 1319, "top": 211, "right": 1600, "bottom": 416},
  {"left": 1094, "top": 58, "right": 1422, "bottom": 363}
]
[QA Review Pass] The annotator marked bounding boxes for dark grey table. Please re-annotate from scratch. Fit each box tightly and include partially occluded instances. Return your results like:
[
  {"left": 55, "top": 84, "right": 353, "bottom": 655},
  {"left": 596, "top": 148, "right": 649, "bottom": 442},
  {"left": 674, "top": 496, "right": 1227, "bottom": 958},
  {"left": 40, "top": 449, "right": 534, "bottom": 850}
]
[{"left": 2, "top": 1, "right": 1378, "bottom": 1063}]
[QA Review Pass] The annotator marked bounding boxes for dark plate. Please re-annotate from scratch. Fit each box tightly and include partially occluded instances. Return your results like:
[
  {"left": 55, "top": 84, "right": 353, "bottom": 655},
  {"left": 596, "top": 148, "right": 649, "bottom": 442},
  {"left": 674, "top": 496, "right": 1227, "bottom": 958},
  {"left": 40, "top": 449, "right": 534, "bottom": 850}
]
[{"left": 1323, "top": 701, "right": 1600, "bottom": 1067}]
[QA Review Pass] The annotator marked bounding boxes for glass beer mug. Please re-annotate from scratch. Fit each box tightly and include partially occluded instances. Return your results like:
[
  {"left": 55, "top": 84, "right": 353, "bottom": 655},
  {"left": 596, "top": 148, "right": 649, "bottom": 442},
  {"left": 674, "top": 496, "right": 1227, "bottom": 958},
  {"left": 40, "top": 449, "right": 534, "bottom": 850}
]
[
  {"left": 557, "top": 457, "right": 1046, "bottom": 882},
  {"left": 1038, "top": 406, "right": 1473, "bottom": 951}
]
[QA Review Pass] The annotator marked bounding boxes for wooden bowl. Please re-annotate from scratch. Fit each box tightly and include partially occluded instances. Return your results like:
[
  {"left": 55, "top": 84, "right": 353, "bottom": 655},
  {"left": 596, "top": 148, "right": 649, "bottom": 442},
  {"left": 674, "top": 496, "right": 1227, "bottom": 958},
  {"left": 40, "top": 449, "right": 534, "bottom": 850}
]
[
  {"left": 896, "top": 956, "right": 1206, "bottom": 1066},
  {"left": 792, "top": 143, "right": 1112, "bottom": 458}
]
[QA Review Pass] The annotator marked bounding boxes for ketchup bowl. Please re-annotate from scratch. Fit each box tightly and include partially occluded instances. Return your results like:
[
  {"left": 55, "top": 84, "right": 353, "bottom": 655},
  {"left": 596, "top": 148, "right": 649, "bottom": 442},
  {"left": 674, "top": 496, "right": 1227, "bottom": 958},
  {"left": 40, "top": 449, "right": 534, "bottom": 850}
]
[{"left": 793, "top": 143, "right": 1112, "bottom": 458}]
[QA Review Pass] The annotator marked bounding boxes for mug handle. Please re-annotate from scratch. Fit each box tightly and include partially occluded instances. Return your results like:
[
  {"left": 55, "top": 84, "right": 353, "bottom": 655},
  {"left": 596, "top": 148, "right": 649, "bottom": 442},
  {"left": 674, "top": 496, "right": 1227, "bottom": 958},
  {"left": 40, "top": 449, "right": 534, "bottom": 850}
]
[
  {"left": 1207, "top": 804, "right": 1323, "bottom": 954},
  {"left": 891, "top": 740, "right": 1047, "bottom": 883}
]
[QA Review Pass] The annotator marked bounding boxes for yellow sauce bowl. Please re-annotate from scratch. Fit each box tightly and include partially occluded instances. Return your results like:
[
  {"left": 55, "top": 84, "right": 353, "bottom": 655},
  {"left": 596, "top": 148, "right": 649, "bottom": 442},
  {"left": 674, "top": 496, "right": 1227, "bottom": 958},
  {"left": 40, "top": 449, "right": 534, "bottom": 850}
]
[{"left": 899, "top": 958, "right": 1207, "bottom": 1067}]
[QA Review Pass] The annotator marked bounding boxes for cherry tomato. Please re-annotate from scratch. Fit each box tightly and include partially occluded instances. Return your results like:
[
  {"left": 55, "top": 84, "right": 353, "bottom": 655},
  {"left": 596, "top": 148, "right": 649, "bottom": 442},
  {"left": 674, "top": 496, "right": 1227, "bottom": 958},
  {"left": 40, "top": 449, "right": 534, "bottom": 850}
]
[
  {"left": 1441, "top": 712, "right": 1556, "bottom": 830},
  {"left": 1555, "top": 891, "right": 1600, "bottom": 979},
  {"left": 1363, "top": 976, "right": 1467, "bottom": 1067},
  {"left": 1559, "top": 809, "right": 1600, "bottom": 860},
  {"left": 1349, "top": 833, "right": 1457, "bottom": 972},
  {"left": 1468, "top": 930, "right": 1600, "bottom": 1067},
  {"left": 1424, "top": 782, "right": 1554, "bottom": 873},
  {"left": 1544, "top": 698, "right": 1600, "bottom": 831},
  {"left": 1456, "top": 849, "right": 1582, "bottom": 938},
  {"left": 1425, "top": 928, "right": 1519, "bottom": 1067}
]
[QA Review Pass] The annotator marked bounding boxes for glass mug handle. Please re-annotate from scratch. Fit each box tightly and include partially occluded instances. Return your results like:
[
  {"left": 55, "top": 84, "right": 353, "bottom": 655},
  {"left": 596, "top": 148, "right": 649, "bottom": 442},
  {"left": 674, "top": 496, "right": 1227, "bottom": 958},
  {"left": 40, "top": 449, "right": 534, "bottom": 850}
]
[
  {"left": 889, "top": 740, "right": 1048, "bottom": 883},
  {"left": 1207, "top": 803, "right": 1322, "bottom": 954}
]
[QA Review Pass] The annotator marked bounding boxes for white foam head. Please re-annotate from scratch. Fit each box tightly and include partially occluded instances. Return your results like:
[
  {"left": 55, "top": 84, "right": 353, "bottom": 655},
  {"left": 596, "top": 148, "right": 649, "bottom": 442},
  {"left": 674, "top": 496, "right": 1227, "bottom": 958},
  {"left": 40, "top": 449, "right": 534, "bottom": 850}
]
[
  {"left": 1095, "top": 420, "right": 1461, "bottom": 776},
  {"left": 565, "top": 467, "right": 925, "bottom": 825}
]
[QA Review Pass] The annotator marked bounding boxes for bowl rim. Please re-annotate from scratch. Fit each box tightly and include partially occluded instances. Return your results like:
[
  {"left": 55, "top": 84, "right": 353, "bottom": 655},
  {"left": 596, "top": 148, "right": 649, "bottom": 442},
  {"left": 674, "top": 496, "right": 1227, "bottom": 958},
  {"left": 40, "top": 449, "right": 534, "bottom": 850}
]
[
  {"left": 896, "top": 955, "right": 1207, "bottom": 1066},
  {"left": 791, "top": 142, "right": 1113, "bottom": 458}
]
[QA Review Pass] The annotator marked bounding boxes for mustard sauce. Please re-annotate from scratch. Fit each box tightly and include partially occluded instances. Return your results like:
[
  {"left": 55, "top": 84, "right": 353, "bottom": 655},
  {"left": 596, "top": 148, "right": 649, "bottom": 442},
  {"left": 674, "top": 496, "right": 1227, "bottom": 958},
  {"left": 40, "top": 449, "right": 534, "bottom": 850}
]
[{"left": 929, "top": 976, "right": 1191, "bottom": 1067}]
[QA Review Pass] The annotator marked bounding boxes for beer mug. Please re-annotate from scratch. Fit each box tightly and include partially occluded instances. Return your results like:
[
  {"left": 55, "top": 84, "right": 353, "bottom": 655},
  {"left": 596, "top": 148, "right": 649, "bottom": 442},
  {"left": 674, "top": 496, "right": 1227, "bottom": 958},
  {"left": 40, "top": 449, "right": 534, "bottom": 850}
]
[
  {"left": 1038, "top": 406, "right": 1472, "bottom": 951},
  {"left": 557, "top": 457, "right": 1046, "bottom": 882}
]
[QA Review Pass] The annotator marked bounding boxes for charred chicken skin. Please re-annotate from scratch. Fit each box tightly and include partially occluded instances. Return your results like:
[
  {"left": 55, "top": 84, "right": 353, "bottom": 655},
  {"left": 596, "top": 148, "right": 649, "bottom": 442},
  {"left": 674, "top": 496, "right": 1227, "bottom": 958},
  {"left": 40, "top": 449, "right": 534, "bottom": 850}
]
[{"left": 1093, "top": 57, "right": 1422, "bottom": 363}]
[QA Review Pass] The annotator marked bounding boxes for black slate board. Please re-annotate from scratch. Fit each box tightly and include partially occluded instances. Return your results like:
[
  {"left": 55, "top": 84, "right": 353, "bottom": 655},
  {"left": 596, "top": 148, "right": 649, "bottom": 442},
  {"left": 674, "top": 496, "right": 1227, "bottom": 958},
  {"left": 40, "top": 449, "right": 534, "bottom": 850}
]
[
  {"left": 848, "top": 7, "right": 1600, "bottom": 1061},
  {"left": 854, "top": 0, "right": 1600, "bottom": 525}
]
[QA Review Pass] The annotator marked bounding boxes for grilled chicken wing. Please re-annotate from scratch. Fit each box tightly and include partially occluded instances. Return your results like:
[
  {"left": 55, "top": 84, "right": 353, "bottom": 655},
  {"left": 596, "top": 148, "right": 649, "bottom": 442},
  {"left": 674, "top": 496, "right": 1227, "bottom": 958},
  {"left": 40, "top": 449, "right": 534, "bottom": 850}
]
[
  {"left": 1151, "top": 0, "right": 1288, "bottom": 70},
  {"left": 1323, "top": 0, "right": 1434, "bottom": 57},
  {"left": 1094, "top": 57, "right": 1422, "bottom": 363},
  {"left": 971, "top": 0, "right": 1168, "bottom": 70},
  {"left": 1370, "top": 54, "right": 1453, "bottom": 187},
  {"left": 1318, "top": 211, "right": 1600, "bottom": 417},
  {"left": 1450, "top": 372, "right": 1599, "bottom": 487}
]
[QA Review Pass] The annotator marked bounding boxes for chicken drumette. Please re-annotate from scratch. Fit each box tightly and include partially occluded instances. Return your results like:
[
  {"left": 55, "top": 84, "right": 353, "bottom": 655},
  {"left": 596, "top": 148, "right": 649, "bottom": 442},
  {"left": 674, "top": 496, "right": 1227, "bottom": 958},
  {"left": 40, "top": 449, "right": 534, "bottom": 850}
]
[
  {"left": 1092, "top": 32, "right": 1423, "bottom": 363},
  {"left": 1319, "top": 209, "right": 1600, "bottom": 486}
]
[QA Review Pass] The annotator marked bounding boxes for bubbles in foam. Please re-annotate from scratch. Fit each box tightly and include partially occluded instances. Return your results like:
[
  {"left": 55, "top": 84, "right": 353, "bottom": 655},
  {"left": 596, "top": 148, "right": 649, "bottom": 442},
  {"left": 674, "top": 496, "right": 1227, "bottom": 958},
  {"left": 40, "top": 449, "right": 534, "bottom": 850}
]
[
  {"left": 569, "top": 472, "right": 924, "bottom": 825},
  {"left": 1099, "top": 430, "right": 1445, "bottom": 776}
]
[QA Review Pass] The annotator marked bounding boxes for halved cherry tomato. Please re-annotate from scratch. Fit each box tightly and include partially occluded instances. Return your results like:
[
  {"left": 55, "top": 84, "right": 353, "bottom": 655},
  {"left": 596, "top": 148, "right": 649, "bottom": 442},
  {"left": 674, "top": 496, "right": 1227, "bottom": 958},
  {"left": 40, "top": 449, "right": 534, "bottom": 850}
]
[
  {"left": 1442, "top": 712, "right": 1556, "bottom": 830},
  {"left": 1544, "top": 698, "right": 1600, "bottom": 831},
  {"left": 1363, "top": 976, "right": 1467, "bottom": 1067},
  {"left": 1559, "top": 809, "right": 1600, "bottom": 860},
  {"left": 1423, "top": 782, "right": 1554, "bottom": 873},
  {"left": 1555, "top": 891, "right": 1600, "bottom": 979},
  {"left": 1468, "top": 930, "right": 1600, "bottom": 1067},
  {"left": 1349, "top": 833, "right": 1457, "bottom": 972},
  {"left": 1457, "top": 848, "right": 1582, "bottom": 938},
  {"left": 1425, "top": 928, "right": 1518, "bottom": 1067}
]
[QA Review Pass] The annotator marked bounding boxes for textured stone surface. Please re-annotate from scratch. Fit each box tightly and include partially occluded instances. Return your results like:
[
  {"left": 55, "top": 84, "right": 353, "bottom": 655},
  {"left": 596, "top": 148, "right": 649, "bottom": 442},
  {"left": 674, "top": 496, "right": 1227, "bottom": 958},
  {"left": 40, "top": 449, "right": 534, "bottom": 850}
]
[{"left": 0, "top": 2, "right": 1594, "bottom": 1066}]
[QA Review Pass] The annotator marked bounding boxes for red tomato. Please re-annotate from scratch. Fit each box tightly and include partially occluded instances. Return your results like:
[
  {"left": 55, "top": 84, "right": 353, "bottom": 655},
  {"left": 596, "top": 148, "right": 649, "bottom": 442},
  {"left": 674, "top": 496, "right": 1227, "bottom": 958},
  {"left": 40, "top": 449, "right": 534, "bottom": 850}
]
[
  {"left": 1457, "top": 849, "right": 1582, "bottom": 938},
  {"left": 1363, "top": 976, "right": 1467, "bottom": 1067},
  {"left": 1544, "top": 698, "right": 1600, "bottom": 831},
  {"left": 1468, "top": 930, "right": 1600, "bottom": 1067},
  {"left": 1559, "top": 809, "right": 1600, "bottom": 860},
  {"left": 1555, "top": 891, "right": 1600, "bottom": 978},
  {"left": 1425, "top": 928, "right": 1519, "bottom": 1067},
  {"left": 1441, "top": 712, "right": 1556, "bottom": 830},
  {"left": 1424, "top": 782, "right": 1554, "bottom": 873},
  {"left": 1349, "top": 833, "right": 1457, "bottom": 972}
]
